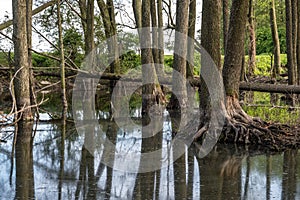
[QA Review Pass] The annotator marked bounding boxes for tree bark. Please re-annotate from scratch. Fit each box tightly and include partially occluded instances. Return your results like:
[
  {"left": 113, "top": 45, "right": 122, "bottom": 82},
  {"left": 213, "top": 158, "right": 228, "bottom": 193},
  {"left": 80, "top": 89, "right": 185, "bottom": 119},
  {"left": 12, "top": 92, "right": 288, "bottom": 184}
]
[
  {"left": 13, "top": 0, "right": 33, "bottom": 121},
  {"left": 97, "top": 0, "right": 121, "bottom": 74},
  {"left": 286, "top": 0, "right": 297, "bottom": 105},
  {"left": 223, "top": 0, "right": 249, "bottom": 97},
  {"left": 157, "top": 0, "right": 164, "bottom": 67},
  {"left": 270, "top": 0, "right": 281, "bottom": 78},
  {"left": 133, "top": 0, "right": 142, "bottom": 29},
  {"left": 168, "top": 0, "right": 190, "bottom": 110},
  {"left": 222, "top": 0, "right": 230, "bottom": 53},
  {"left": 248, "top": 0, "right": 256, "bottom": 76},
  {"left": 186, "top": 0, "right": 196, "bottom": 79},
  {"left": 200, "top": 0, "right": 221, "bottom": 124},
  {"left": 57, "top": 0, "right": 68, "bottom": 117},
  {"left": 141, "top": 0, "right": 163, "bottom": 114}
]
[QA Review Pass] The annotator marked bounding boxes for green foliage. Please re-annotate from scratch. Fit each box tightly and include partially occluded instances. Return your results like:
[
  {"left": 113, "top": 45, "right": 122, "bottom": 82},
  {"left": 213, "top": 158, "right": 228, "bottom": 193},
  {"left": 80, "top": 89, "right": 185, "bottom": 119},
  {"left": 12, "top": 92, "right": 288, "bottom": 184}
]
[
  {"left": 256, "top": 27, "right": 286, "bottom": 55},
  {"left": 32, "top": 53, "right": 54, "bottom": 68},
  {"left": 120, "top": 50, "right": 141, "bottom": 73},
  {"left": 243, "top": 92, "right": 300, "bottom": 125},
  {"left": 253, "top": 54, "right": 287, "bottom": 76}
]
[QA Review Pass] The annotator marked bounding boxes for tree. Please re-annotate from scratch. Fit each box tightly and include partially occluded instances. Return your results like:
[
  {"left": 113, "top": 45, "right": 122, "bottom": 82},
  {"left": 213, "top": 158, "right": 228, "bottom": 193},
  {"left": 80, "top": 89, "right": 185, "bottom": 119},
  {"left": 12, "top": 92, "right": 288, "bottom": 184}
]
[
  {"left": 199, "top": 0, "right": 221, "bottom": 127},
  {"left": 13, "top": 0, "right": 33, "bottom": 121},
  {"left": 168, "top": 0, "right": 190, "bottom": 110},
  {"left": 248, "top": 0, "right": 256, "bottom": 75},
  {"left": 285, "top": 0, "right": 296, "bottom": 105},
  {"left": 57, "top": 0, "right": 68, "bottom": 117},
  {"left": 270, "top": 0, "right": 281, "bottom": 77},
  {"left": 222, "top": 0, "right": 230, "bottom": 52},
  {"left": 186, "top": 0, "right": 196, "bottom": 79},
  {"left": 140, "top": 0, "right": 164, "bottom": 114},
  {"left": 96, "top": 0, "right": 121, "bottom": 74}
]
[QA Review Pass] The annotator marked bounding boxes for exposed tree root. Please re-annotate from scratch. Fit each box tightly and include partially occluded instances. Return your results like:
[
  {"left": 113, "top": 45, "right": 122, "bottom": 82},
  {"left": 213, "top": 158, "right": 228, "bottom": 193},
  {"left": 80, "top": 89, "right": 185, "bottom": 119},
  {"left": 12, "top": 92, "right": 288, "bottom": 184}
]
[{"left": 196, "top": 95, "right": 300, "bottom": 151}]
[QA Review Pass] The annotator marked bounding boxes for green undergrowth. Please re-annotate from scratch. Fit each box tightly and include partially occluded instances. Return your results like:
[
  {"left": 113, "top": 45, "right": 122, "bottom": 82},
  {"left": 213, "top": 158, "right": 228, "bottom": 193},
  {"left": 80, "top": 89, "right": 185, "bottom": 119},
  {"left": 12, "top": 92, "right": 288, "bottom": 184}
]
[{"left": 242, "top": 92, "right": 300, "bottom": 125}]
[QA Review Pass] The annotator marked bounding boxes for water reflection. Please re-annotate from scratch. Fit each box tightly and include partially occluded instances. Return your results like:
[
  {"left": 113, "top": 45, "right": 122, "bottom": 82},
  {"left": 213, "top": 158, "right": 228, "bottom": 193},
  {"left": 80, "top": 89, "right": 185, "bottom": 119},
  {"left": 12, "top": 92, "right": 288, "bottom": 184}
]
[
  {"left": 1, "top": 111, "right": 300, "bottom": 199},
  {"left": 15, "top": 122, "right": 35, "bottom": 200}
]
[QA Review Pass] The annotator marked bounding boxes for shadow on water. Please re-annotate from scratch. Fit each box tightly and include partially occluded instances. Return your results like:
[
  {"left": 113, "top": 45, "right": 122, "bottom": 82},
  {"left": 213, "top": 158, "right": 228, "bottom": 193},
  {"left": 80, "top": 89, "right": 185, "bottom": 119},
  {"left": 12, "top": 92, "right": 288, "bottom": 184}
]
[{"left": 1, "top": 105, "right": 300, "bottom": 199}]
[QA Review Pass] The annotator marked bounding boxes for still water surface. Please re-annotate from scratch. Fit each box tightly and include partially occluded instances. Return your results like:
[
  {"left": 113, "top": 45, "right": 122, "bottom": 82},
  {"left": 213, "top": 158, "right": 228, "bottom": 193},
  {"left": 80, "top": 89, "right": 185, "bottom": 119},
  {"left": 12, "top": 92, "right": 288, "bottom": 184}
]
[{"left": 1, "top": 111, "right": 300, "bottom": 199}]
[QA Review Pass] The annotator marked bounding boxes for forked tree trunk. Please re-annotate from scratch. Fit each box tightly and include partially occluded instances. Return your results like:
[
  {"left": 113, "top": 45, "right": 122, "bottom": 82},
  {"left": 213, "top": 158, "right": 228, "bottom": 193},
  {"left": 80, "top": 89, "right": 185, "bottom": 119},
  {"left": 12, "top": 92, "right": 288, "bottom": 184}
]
[{"left": 13, "top": 0, "right": 33, "bottom": 121}]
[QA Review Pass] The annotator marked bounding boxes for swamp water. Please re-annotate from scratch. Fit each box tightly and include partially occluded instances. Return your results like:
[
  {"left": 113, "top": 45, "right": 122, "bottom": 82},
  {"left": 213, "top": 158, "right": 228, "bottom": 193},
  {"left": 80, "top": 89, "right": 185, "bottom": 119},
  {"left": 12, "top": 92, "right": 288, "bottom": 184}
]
[{"left": 1, "top": 95, "right": 300, "bottom": 199}]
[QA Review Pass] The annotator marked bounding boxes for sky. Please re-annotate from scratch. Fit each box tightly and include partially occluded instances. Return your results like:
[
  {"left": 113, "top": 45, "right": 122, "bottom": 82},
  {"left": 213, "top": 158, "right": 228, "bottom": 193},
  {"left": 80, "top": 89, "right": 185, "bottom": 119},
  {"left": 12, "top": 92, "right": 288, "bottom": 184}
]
[
  {"left": 0, "top": 1, "right": 12, "bottom": 18},
  {"left": 0, "top": 0, "right": 202, "bottom": 52}
]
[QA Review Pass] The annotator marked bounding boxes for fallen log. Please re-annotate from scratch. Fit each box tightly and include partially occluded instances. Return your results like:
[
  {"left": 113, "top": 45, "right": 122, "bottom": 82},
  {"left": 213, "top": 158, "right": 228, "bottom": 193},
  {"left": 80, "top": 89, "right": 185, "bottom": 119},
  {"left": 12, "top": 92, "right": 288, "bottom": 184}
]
[
  {"left": 239, "top": 82, "right": 300, "bottom": 94},
  {"left": 7, "top": 69, "right": 300, "bottom": 94}
]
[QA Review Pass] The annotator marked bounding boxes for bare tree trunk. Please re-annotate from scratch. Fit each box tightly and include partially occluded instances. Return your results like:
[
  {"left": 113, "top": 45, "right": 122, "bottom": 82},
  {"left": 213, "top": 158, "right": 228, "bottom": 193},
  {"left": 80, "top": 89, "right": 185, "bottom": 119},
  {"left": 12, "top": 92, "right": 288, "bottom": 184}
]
[
  {"left": 248, "top": 0, "right": 256, "bottom": 76},
  {"left": 141, "top": 0, "right": 163, "bottom": 114},
  {"left": 97, "top": 0, "right": 121, "bottom": 74},
  {"left": 200, "top": 0, "right": 222, "bottom": 125},
  {"left": 286, "top": 0, "right": 296, "bottom": 105},
  {"left": 133, "top": 0, "right": 142, "bottom": 29},
  {"left": 151, "top": 0, "right": 159, "bottom": 64},
  {"left": 270, "top": 0, "right": 281, "bottom": 78},
  {"left": 57, "top": 0, "right": 68, "bottom": 117},
  {"left": 13, "top": 0, "right": 33, "bottom": 121},
  {"left": 223, "top": 0, "right": 230, "bottom": 53},
  {"left": 298, "top": 0, "right": 300, "bottom": 85},
  {"left": 223, "top": 0, "right": 249, "bottom": 98},
  {"left": 168, "top": 0, "right": 190, "bottom": 110},
  {"left": 27, "top": 0, "right": 37, "bottom": 115},
  {"left": 157, "top": 0, "right": 164, "bottom": 67},
  {"left": 186, "top": 0, "right": 196, "bottom": 79}
]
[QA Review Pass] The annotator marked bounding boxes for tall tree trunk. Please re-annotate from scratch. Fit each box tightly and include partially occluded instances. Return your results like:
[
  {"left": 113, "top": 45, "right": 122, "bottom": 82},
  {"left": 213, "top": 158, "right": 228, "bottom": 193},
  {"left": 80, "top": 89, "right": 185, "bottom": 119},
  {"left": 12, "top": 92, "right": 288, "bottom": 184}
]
[
  {"left": 200, "top": 0, "right": 222, "bottom": 125},
  {"left": 27, "top": 0, "right": 36, "bottom": 113},
  {"left": 157, "top": 0, "right": 164, "bottom": 67},
  {"left": 57, "top": 0, "right": 68, "bottom": 117},
  {"left": 222, "top": 0, "right": 230, "bottom": 53},
  {"left": 13, "top": 0, "right": 33, "bottom": 121},
  {"left": 248, "top": 0, "right": 256, "bottom": 76},
  {"left": 223, "top": 0, "right": 249, "bottom": 98},
  {"left": 141, "top": 0, "right": 162, "bottom": 114},
  {"left": 133, "top": 0, "right": 142, "bottom": 29},
  {"left": 186, "top": 0, "right": 196, "bottom": 79},
  {"left": 297, "top": 0, "right": 300, "bottom": 85},
  {"left": 270, "top": 0, "right": 281, "bottom": 105},
  {"left": 97, "top": 0, "right": 121, "bottom": 74},
  {"left": 222, "top": 0, "right": 251, "bottom": 122},
  {"left": 168, "top": 0, "right": 190, "bottom": 110},
  {"left": 151, "top": 0, "right": 159, "bottom": 64},
  {"left": 286, "top": 0, "right": 296, "bottom": 105},
  {"left": 270, "top": 0, "right": 281, "bottom": 78}
]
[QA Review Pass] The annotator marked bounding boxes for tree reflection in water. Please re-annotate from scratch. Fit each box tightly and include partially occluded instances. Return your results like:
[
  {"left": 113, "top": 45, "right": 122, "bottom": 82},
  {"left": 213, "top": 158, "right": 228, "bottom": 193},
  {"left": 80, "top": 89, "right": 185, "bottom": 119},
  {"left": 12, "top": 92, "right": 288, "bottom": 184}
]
[
  {"left": 15, "top": 122, "right": 35, "bottom": 200},
  {"left": 1, "top": 110, "right": 300, "bottom": 199}
]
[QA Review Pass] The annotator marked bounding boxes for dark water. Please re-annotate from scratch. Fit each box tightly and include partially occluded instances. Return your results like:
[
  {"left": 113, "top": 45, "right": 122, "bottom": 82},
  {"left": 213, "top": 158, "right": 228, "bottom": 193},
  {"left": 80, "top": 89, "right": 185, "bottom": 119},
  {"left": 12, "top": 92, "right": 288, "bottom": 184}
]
[{"left": 1, "top": 111, "right": 300, "bottom": 200}]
